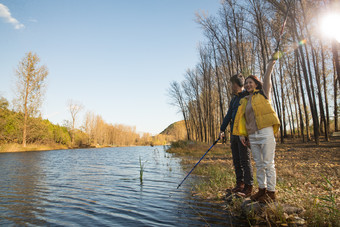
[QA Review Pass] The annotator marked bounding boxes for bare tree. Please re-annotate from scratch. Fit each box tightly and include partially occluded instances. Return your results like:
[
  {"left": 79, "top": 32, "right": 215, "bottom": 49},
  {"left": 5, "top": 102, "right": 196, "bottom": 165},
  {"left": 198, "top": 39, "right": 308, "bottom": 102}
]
[
  {"left": 83, "top": 111, "right": 96, "bottom": 145},
  {"left": 168, "top": 81, "right": 190, "bottom": 140},
  {"left": 168, "top": 0, "right": 338, "bottom": 144},
  {"left": 13, "top": 52, "right": 48, "bottom": 147},
  {"left": 67, "top": 100, "right": 83, "bottom": 146}
]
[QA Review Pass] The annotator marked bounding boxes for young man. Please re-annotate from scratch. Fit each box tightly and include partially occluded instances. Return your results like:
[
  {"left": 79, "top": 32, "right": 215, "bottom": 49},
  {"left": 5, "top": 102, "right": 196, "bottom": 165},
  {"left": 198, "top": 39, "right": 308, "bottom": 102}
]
[{"left": 219, "top": 74, "right": 253, "bottom": 197}]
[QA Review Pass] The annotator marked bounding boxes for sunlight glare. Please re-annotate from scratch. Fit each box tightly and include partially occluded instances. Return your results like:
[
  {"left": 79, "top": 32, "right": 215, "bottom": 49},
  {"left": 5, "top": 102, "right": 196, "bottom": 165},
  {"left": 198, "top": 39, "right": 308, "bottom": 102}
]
[{"left": 320, "top": 14, "right": 340, "bottom": 42}]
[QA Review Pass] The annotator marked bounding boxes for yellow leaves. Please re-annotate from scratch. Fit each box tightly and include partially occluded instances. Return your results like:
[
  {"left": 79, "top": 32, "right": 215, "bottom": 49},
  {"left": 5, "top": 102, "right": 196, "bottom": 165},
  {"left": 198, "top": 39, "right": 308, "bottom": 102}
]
[
  {"left": 323, "top": 163, "right": 339, "bottom": 168},
  {"left": 217, "top": 191, "right": 224, "bottom": 199}
]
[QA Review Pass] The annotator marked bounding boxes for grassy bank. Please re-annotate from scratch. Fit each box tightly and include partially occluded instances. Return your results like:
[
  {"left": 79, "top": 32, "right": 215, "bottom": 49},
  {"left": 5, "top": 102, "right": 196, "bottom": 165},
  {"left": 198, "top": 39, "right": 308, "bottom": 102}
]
[
  {"left": 167, "top": 139, "right": 340, "bottom": 226},
  {"left": 0, "top": 142, "right": 159, "bottom": 153},
  {"left": 0, "top": 143, "right": 69, "bottom": 153}
]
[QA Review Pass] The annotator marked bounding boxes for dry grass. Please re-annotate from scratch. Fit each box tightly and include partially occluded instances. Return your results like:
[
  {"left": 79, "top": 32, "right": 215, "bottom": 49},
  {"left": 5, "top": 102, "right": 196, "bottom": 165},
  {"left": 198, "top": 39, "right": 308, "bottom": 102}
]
[
  {"left": 168, "top": 138, "right": 340, "bottom": 226},
  {"left": 0, "top": 143, "right": 68, "bottom": 153}
]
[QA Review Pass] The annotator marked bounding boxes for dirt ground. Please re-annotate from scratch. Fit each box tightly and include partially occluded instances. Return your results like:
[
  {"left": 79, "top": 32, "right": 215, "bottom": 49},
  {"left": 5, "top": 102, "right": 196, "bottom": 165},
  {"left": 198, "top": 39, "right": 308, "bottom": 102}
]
[{"left": 273, "top": 137, "right": 340, "bottom": 206}]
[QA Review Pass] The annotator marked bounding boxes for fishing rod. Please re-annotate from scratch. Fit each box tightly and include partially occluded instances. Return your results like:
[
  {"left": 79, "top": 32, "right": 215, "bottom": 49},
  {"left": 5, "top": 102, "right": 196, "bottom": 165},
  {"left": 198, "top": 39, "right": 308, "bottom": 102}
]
[
  {"left": 274, "top": 1, "right": 291, "bottom": 54},
  {"left": 177, "top": 137, "right": 220, "bottom": 189},
  {"left": 275, "top": 10, "right": 289, "bottom": 52}
]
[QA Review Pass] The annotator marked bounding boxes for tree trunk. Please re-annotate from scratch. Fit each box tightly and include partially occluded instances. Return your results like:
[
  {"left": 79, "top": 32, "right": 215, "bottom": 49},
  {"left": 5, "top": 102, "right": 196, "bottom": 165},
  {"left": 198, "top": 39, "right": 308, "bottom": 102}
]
[
  {"left": 320, "top": 41, "right": 330, "bottom": 140},
  {"left": 296, "top": 50, "right": 309, "bottom": 142},
  {"left": 280, "top": 64, "right": 287, "bottom": 138},
  {"left": 272, "top": 70, "right": 284, "bottom": 143},
  {"left": 298, "top": 0, "right": 320, "bottom": 144},
  {"left": 286, "top": 84, "right": 296, "bottom": 138},
  {"left": 332, "top": 41, "right": 339, "bottom": 132},
  {"left": 293, "top": 85, "right": 302, "bottom": 138},
  {"left": 211, "top": 41, "right": 225, "bottom": 127},
  {"left": 311, "top": 46, "right": 328, "bottom": 141},
  {"left": 22, "top": 77, "right": 29, "bottom": 147}
]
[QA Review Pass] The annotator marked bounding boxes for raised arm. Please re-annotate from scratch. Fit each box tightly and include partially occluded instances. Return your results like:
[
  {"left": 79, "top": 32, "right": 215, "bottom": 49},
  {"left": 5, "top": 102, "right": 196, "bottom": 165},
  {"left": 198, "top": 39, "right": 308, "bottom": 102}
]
[{"left": 262, "top": 59, "right": 276, "bottom": 99}]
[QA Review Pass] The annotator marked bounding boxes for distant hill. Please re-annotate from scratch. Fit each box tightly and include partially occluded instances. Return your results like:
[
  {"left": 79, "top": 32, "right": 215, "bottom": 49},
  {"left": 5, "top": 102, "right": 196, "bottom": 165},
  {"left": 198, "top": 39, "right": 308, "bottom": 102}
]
[{"left": 160, "top": 120, "right": 187, "bottom": 141}]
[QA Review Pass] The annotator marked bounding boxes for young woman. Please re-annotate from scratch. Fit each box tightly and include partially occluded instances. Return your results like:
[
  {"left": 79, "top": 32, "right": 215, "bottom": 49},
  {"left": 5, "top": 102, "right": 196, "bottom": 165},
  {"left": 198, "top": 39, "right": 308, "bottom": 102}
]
[{"left": 232, "top": 57, "right": 280, "bottom": 203}]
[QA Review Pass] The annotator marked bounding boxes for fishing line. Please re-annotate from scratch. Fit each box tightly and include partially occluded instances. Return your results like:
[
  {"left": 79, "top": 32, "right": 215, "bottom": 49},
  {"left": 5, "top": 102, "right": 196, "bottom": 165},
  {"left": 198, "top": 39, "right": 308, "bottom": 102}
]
[{"left": 184, "top": 200, "right": 211, "bottom": 227}]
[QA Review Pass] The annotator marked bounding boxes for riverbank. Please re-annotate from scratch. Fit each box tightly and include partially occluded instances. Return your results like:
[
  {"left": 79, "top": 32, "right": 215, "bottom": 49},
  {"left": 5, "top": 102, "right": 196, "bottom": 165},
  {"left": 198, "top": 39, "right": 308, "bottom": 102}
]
[
  {"left": 0, "top": 143, "right": 70, "bottom": 153},
  {"left": 0, "top": 142, "right": 163, "bottom": 153},
  {"left": 167, "top": 138, "right": 340, "bottom": 226}
]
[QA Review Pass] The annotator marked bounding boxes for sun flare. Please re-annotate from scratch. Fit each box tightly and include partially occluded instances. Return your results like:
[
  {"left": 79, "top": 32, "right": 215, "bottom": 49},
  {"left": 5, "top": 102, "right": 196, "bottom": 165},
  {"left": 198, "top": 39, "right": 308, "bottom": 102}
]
[{"left": 320, "top": 14, "right": 340, "bottom": 42}]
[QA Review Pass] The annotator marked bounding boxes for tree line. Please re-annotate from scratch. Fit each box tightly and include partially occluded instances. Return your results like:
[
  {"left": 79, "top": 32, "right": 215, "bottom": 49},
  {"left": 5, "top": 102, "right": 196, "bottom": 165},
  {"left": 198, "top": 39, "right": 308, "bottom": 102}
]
[
  {"left": 0, "top": 97, "right": 71, "bottom": 146},
  {"left": 0, "top": 52, "right": 171, "bottom": 149},
  {"left": 0, "top": 99, "right": 169, "bottom": 148},
  {"left": 169, "top": 0, "right": 339, "bottom": 145}
]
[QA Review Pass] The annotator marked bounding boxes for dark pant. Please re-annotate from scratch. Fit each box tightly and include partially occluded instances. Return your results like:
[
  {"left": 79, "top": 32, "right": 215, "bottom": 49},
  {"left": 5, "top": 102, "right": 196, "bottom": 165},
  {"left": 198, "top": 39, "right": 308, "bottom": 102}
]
[{"left": 230, "top": 135, "right": 253, "bottom": 185}]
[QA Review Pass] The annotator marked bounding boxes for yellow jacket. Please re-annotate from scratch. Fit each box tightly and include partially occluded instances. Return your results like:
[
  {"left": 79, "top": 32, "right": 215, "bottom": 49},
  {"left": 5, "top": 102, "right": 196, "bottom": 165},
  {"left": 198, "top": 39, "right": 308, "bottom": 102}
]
[{"left": 232, "top": 89, "right": 280, "bottom": 136}]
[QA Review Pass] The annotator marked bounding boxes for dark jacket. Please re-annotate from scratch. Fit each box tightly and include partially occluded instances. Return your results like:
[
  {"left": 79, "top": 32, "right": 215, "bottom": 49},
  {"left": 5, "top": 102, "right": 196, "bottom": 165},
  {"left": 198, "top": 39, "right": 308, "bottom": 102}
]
[{"left": 220, "top": 90, "right": 248, "bottom": 134}]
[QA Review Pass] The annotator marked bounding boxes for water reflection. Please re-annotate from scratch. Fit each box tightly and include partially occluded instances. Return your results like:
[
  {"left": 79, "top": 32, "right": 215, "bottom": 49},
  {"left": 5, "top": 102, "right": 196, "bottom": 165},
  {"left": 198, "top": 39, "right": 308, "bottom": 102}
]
[
  {"left": 0, "top": 146, "right": 241, "bottom": 226},
  {"left": 0, "top": 152, "right": 47, "bottom": 225}
]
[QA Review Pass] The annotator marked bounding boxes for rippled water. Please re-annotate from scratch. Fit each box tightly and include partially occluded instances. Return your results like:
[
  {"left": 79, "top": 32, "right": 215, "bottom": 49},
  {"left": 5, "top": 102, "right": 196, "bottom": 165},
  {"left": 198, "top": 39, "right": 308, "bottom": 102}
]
[{"left": 0, "top": 146, "right": 242, "bottom": 226}]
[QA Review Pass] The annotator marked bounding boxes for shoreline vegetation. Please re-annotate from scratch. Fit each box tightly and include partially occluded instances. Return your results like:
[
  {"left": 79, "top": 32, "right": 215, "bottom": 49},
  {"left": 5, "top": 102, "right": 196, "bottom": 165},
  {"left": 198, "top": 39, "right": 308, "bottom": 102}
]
[
  {"left": 0, "top": 138, "right": 171, "bottom": 153},
  {"left": 1, "top": 94, "right": 187, "bottom": 153},
  {"left": 167, "top": 138, "right": 340, "bottom": 226},
  {"left": 0, "top": 142, "right": 165, "bottom": 153},
  {"left": 0, "top": 98, "right": 186, "bottom": 153},
  {"left": 0, "top": 143, "right": 69, "bottom": 153}
]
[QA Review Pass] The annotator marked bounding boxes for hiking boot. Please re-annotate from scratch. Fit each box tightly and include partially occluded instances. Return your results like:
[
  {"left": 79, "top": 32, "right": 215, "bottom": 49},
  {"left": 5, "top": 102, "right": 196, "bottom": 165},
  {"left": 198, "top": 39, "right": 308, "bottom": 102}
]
[
  {"left": 237, "top": 184, "right": 253, "bottom": 198},
  {"left": 231, "top": 181, "right": 245, "bottom": 193},
  {"left": 250, "top": 188, "right": 266, "bottom": 201},
  {"left": 258, "top": 190, "right": 276, "bottom": 203}
]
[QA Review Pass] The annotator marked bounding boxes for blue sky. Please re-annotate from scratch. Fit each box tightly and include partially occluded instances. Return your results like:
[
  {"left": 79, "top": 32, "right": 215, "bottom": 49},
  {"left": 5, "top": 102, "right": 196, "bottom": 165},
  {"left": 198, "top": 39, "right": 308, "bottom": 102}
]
[{"left": 0, "top": 0, "right": 221, "bottom": 135}]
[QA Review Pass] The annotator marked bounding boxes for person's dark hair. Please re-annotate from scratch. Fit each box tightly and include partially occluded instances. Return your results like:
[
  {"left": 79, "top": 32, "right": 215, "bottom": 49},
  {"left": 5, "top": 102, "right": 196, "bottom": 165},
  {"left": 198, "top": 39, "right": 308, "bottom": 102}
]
[
  {"left": 245, "top": 75, "right": 263, "bottom": 90},
  {"left": 230, "top": 73, "right": 244, "bottom": 87}
]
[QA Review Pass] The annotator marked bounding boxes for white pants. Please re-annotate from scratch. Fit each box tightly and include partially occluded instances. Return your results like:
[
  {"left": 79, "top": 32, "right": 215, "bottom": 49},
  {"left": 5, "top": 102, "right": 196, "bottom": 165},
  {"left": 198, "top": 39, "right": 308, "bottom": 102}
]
[{"left": 249, "top": 127, "right": 276, "bottom": 191}]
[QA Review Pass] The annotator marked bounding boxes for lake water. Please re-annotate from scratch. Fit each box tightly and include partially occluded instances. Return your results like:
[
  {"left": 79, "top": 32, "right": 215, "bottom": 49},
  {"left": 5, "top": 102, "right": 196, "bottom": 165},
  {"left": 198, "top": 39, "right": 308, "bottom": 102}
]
[{"left": 0, "top": 146, "right": 243, "bottom": 226}]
